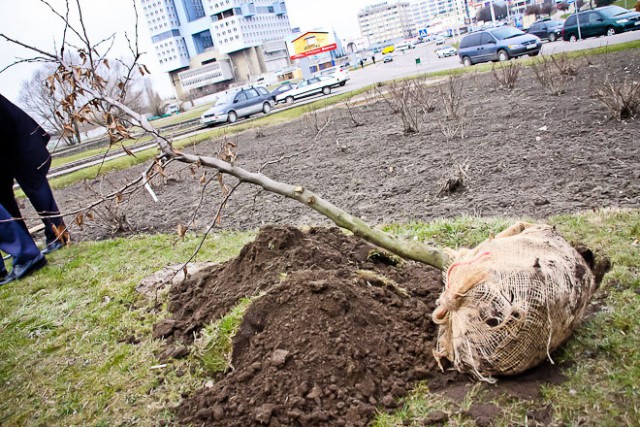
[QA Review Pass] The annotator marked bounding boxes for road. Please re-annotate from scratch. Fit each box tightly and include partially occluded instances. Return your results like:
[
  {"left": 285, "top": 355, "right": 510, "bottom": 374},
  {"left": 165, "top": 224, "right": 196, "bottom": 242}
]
[{"left": 346, "top": 30, "right": 640, "bottom": 90}]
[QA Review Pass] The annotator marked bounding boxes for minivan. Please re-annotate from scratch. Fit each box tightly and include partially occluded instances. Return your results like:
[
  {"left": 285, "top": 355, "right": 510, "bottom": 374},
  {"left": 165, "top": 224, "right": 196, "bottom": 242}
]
[
  {"left": 458, "top": 27, "right": 542, "bottom": 66},
  {"left": 562, "top": 6, "right": 640, "bottom": 42}
]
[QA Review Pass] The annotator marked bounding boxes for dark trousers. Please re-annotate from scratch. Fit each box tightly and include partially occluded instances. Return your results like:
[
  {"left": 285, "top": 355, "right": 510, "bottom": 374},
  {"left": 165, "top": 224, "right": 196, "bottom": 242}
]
[
  {"left": 0, "top": 203, "right": 41, "bottom": 270},
  {"left": 0, "top": 156, "right": 64, "bottom": 244}
]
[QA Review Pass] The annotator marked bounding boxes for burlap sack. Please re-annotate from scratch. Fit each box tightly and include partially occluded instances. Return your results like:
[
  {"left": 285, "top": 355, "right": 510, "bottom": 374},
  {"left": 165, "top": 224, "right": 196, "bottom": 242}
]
[{"left": 432, "top": 222, "right": 596, "bottom": 381}]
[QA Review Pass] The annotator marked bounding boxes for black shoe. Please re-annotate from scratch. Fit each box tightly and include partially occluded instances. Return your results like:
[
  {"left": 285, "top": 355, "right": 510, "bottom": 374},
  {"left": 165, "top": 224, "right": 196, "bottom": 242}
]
[
  {"left": 42, "top": 240, "right": 64, "bottom": 255},
  {"left": 0, "top": 253, "right": 47, "bottom": 285}
]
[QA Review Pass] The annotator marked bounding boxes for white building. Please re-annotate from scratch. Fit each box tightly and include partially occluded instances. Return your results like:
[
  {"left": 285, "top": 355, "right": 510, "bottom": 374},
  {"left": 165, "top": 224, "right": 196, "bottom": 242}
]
[
  {"left": 411, "top": 0, "right": 434, "bottom": 32},
  {"left": 138, "top": 0, "right": 293, "bottom": 98},
  {"left": 358, "top": 1, "right": 415, "bottom": 46},
  {"left": 204, "top": 0, "right": 291, "bottom": 54},
  {"left": 409, "top": 0, "right": 469, "bottom": 37}
]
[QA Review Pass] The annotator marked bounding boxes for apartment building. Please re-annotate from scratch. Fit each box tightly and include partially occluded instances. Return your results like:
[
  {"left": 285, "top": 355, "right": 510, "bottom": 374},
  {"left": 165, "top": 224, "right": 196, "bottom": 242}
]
[
  {"left": 138, "top": 0, "right": 293, "bottom": 97},
  {"left": 409, "top": 0, "right": 469, "bottom": 37},
  {"left": 357, "top": 1, "right": 415, "bottom": 46}
]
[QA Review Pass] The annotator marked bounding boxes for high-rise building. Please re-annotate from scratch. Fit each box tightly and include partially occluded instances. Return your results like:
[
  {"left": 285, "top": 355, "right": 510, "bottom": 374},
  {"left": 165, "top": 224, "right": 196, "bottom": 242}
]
[
  {"left": 204, "top": 0, "right": 291, "bottom": 55},
  {"left": 357, "top": 2, "right": 415, "bottom": 46},
  {"left": 138, "top": 0, "right": 293, "bottom": 97}
]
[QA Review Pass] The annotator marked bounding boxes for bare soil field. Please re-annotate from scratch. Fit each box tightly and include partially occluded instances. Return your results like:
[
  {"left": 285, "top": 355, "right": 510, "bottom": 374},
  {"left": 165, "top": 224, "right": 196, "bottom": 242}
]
[
  {"left": 50, "top": 50, "right": 639, "bottom": 242},
  {"left": 38, "top": 49, "right": 640, "bottom": 426}
]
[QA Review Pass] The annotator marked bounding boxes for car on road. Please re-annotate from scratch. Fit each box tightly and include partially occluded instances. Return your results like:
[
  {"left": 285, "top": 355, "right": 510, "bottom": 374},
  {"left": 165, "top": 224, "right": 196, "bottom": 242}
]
[
  {"left": 270, "top": 82, "right": 295, "bottom": 101},
  {"left": 435, "top": 37, "right": 446, "bottom": 45},
  {"left": 458, "top": 26, "right": 542, "bottom": 66},
  {"left": 200, "top": 86, "right": 272, "bottom": 126},
  {"left": 562, "top": 5, "right": 640, "bottom": 42},
  {"left": 383, "top": 56, "right": 393, "bottom": 63},
  {"left": 274, "top": 76, "right": 338, "bottom": 104},
  {"left": 526, "top": 19, "right": 564, "bottom": 42},
  {"left": 316, "top": 66, "right": 350, "bottom": 87},
  {"left": 435, "top": 45, "right": 458, "bottom": 58}
]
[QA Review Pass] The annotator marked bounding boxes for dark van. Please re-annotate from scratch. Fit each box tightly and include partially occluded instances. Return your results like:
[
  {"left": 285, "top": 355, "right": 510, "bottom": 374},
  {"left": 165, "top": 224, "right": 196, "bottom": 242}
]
[{"left": 562, "top": 6, "right": 640, "bottom": 42}]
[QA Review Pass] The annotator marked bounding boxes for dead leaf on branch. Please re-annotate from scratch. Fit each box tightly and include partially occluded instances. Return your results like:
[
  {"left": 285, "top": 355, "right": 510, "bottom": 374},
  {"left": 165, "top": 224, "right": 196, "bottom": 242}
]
[
  {"left": 75, "top": 213, "right": 84, "bottom": 229},
  {"left": 177, "top": 224, "right": 187, "bottom": 239}
]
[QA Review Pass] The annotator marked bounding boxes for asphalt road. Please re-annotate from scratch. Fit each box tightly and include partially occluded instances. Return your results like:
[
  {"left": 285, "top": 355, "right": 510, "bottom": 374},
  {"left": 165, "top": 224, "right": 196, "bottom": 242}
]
[{"left": 346, "top": 30, "right": 640, "bottom": 90}]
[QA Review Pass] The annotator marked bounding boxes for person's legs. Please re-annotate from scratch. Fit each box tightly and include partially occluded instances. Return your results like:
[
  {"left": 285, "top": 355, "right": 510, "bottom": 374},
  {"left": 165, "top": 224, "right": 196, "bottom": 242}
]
[
  {"left": 0, "top": 171, "right": 28, "bottom": 234},
  {"left": 0, "top": 203, "right": 44, "bottom": 284},
  {"left": 12, "top": 158, "right": 66, "bottom": 245}
]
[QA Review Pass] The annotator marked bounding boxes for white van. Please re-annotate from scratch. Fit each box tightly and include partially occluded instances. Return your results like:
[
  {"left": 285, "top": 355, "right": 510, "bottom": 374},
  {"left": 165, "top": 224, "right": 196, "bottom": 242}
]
[{"left": 396, "top": 42, "right": 415, "bottom": 52}]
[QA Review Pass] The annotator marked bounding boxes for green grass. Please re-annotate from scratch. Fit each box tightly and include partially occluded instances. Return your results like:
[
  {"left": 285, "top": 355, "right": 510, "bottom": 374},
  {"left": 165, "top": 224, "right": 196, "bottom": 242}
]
[
  {"left": 50, "top": 135, "right": 154, "bottom": 169},
  {"left": 613, "top": 0, "right": 636, "bottom": 9},
  {"left": 1, "top": 209, "right": 638, "bottom": 425},
  {"left": 0, "top": 230, "right": 254, "bottom": 426},
  {"left": 193, "top": 296, "right": 257, "bottom": 374},
  {"left": 150, "top": 104, "right": 210, "bottom": 128}
]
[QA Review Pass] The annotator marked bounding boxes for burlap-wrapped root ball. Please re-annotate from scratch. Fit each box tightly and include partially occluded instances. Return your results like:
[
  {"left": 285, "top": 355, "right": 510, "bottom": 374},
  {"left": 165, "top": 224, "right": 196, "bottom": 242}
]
[{"left": 432, "top": 222, "right": 596, "bottom": 382}]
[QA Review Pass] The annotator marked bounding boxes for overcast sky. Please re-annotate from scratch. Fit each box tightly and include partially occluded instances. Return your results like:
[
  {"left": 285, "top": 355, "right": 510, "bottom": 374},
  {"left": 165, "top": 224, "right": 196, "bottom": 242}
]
[{"left": 0, "top": 0, "right": 370, "bottom": 105}]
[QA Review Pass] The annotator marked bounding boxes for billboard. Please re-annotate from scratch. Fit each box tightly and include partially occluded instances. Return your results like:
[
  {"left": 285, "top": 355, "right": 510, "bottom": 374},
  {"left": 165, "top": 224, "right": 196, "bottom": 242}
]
[{"left": 287, "top": 31, "right": 337, "bottom": 60}]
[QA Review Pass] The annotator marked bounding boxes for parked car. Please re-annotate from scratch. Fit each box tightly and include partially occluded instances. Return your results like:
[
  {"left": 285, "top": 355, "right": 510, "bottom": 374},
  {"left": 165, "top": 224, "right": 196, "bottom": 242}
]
[
  {"left": 270, "top": 82, "right": 295, "bottom": 101},
  {"left": 316, "top": 66, "right": 350, "bottom": 87},
  {"left": 435, "top": 37, "right": 446, "bottom": 45},
  {"left": 165, "top": 103, "right": 180, "bottom": 115},
  {"left": 274, "top": 76, "right": 337, "bottom": 104},
  {"left": 458, "top": 26, "right": 542, "bottom": 66},
  {"left": 396, "top": 42, "right": 416, "bottom": 51},
  {"left": 562, "top": 5, "right": 640, "bottom": 42},
  {"left": 383, "top": 56, "right": 394, "bottom": 63},
  {"left": 435, "top": 45, "right": 458, "bottom": 58},
  {"left": 200, "top": 86, "right": 272, "bottom": 126},
  {"left": 527, "top": 19, "right": 564, "bottom": 42}
]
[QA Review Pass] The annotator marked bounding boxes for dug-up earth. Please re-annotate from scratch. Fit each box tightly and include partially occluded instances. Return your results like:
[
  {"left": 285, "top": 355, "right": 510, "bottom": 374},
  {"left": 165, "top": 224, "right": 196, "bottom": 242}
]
[
  {"left": 51, "top": 49, "right": 640, "bottom": 241},
  {"left": 153, "top": 225, "right": 567, "bottom": 426},
  {"left": 45, "top": 49, "right": 638, "bottom": 425}
]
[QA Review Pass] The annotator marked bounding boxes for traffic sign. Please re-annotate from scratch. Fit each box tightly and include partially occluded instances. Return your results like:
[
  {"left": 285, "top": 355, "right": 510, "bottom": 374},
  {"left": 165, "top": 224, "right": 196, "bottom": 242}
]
[{"left": 418, "top": 28, "right": 428, "bottom": 38}]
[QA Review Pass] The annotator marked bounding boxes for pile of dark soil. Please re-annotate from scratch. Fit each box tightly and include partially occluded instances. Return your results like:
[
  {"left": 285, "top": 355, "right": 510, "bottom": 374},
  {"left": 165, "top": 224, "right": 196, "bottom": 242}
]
[{"left": 154, "top": 226, "right": 563, "bottom": 426}]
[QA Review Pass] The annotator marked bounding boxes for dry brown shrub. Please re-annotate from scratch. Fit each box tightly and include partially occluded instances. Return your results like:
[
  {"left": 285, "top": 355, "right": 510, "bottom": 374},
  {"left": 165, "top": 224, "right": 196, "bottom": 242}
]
[
  {"left": 492, "top": 61, "right": 521, "bottom": 91},
  {"left": 595, "top": 78, "right": 640, "bottom": 121}
]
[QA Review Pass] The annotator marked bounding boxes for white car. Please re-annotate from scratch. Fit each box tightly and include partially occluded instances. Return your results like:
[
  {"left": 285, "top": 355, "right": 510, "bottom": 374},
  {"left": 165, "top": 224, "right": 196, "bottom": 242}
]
[
  {"left": 435, "top": 45, "right": 458, "bottom": 58},
  {"left": 316, "top": 66, "right": 350, "bottom": 87},
  {"left": 275, "top": 76, "right": 338, "bottom": 104}
]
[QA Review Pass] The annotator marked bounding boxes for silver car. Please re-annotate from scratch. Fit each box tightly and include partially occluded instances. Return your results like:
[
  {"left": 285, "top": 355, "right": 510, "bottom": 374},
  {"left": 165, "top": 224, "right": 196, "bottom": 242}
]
[{"left": 201, "top": 86, "right": 273, "bottom": 126}]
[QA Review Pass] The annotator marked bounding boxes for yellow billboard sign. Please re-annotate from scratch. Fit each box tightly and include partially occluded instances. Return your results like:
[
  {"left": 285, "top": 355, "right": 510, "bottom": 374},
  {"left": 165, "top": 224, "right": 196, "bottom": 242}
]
[{"left": 288, "top": 31, "right": 337, "bottom": 60}]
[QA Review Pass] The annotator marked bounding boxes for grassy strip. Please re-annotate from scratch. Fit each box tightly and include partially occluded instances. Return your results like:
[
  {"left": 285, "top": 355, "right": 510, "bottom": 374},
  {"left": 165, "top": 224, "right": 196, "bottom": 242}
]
[
  {"left": 0, "top": 231, "right": 254, "bottom": 426},
  {"left": 0, "top": 209, "right": 638, "bottom": 425},
  {"left": 150, "top": 104, "right": 210, "bottom": 128},
  {"left": 50, "top": 135, "right": 154, "bottom": 169}
]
